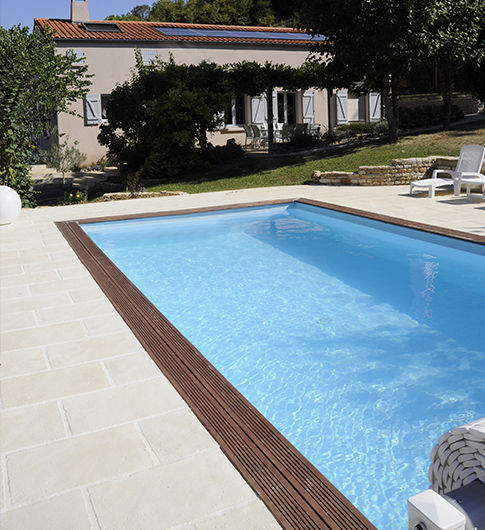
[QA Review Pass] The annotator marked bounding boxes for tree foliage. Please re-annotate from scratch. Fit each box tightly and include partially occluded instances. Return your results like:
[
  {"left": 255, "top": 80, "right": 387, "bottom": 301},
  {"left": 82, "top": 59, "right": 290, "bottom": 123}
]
[
  {"left": 420, "top": 0, "right": 485, "bottom": 128},
  {"left": 107, "top": 0, "right": 276, "bottom": 26},
  {"left": 0, "top": 26, "right": 91, "bottom": 206},
  {"left": 297, "top": 0, "right": 429, "bottom": 142},
  {"left": 40, "top": 136, "right": 87, "bottom": 183},
  {"left": 297, "top": 0, "right": 485, "bottom": 139},
  {"left": 107, "top": 4, "right": 151, "bottom": 21},
  {"left": 98, "top": 54, "right": 234, "bottom": 178}
]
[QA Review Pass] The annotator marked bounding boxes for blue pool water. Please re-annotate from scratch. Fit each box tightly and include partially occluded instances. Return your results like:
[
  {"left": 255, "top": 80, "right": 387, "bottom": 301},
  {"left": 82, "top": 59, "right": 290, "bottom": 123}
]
[{"left": 83, "top": 203, "right": 485, "bottom": 529}]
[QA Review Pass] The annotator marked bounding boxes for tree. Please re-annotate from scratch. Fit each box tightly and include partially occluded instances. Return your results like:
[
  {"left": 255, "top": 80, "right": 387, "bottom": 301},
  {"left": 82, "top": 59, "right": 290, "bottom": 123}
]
[
  {"left": 296, "top": 0, "right": 428, "bottom": 142},
  {"left": 40, "top": 136, "right": 87, "bottom": 184},
  {"left": 420, "top": 0, "right": 485, "bottom": 129},
  {"left": 108, "top": 0, "right": 276, "bottom": 26},
  {"left": 0, "top": 26, "right": 91, "bottom": 206},
  {"left": 98, "top": 54, "right": 233, "bottom": 178},
  {"left": 149, "top": 0, "right": 189, "bottom": 22},
  {"left": 107, "top": 4, "right": 151, "bottom": 21},
  {"left": 270, "top": 0, "right": 299, "bottom": 26}
]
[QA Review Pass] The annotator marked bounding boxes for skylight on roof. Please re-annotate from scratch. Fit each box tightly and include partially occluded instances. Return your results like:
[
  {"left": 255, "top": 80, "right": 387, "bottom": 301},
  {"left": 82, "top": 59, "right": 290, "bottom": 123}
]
[
  {"left": 82, "top": 22, "right": 121, "bottom": 33},
  {"left": 156, "top": 27, "right": 326, "bottom": 42}
]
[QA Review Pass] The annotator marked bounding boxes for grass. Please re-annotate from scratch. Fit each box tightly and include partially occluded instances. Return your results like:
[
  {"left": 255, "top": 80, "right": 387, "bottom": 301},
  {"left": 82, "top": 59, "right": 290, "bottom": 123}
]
[{"left": 141, "top": 121, "right": 485, "bottom": 194}]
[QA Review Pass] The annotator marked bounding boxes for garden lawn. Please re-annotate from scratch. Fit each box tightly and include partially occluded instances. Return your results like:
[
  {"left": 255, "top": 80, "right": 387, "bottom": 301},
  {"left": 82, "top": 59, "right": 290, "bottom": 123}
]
[{"left": 145, "top": 122, "right": 485, "bottom": 194}]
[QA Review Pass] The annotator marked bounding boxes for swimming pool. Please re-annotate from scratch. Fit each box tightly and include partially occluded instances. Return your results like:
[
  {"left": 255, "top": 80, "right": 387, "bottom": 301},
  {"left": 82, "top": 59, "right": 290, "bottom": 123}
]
[{"left": 73, "top": 201, "right": 484, "bottom": 529}]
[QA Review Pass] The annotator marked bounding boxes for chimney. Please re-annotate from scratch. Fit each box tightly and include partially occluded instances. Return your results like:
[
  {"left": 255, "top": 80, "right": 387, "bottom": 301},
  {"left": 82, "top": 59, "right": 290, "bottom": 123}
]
[{"left": 71, "top": 0, "right": 90, "bottom": 23}]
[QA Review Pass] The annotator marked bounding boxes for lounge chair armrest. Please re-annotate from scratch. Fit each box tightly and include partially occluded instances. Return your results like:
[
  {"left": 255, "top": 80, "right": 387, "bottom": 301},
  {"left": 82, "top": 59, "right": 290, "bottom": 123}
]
[{"left": 432, "top": 169, "right": 453, "bottom": 179}]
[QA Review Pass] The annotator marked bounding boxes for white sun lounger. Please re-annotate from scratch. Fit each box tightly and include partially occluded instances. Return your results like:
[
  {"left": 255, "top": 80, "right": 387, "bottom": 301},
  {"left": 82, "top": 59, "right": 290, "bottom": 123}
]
[
  {"left": 461, "top": 174, "right": 485, "bottom": 198},
  {"left": 409, "top": 144, "right": 485, "bottom": 198}
]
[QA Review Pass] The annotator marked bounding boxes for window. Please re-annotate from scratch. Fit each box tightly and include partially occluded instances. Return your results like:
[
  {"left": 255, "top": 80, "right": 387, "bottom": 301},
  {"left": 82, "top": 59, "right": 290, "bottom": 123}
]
[
  {"left": 224, "top": 96, "right": 246, "bottom": 127},
  {"left": 277, "top": 92, "right": 296, "bottom": 124},
  {"left": 141, "top": 50, "right": 158, "bottom": 65},
  {"left": 84, "top": 94, "right": 111, "bottom": 125},
  {"left": 101, "top": 95, "right": 111, "bottom": 121},
  {"left": 66, "top": 49, "right": 85, "bottom": 65},
  {"left": 82, "top": 22, "right": 121, "bottom": 32}
]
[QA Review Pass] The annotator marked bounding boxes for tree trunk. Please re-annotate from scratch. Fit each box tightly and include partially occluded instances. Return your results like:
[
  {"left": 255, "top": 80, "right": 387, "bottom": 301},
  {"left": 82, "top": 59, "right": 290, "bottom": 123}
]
[
  {"left": 382, "top": 76, "right": 398, "bottom": 143},
  {"left": 391, "top": 75, "right": 399, "bottom": 131},
  {"left": 440, "top": 67, "right": 454, "bottom": 130},
  {"left": 327, "top": 87, "right": 334, "bottom": 135},
  {"left": 266, "top": 86, "right": 274, "bottom": 151}
]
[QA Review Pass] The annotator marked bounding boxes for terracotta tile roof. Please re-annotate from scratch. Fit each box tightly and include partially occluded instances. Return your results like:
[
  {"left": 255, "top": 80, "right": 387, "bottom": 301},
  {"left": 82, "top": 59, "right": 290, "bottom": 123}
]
[{"left": 34, "top": 19, "right": 319, "bottom": 46}]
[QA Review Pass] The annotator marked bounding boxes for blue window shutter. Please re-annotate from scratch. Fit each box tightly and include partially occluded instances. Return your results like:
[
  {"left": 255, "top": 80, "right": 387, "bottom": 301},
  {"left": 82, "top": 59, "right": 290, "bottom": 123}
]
[{"left": 84, "top": 94, "right": 101, "bottom": 126}]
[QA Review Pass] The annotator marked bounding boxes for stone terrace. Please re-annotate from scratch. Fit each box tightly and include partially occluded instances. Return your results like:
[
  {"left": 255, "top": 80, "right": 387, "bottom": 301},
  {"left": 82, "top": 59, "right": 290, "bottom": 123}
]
[{"left": 1, "top": 185, "right": 484, "bottom": 529}]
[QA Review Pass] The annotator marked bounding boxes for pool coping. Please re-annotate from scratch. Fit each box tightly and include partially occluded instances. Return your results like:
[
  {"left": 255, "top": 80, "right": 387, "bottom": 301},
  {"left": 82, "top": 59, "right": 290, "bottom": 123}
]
[{"left": 55, "top": 198, "right": 483, "bottom": 530}]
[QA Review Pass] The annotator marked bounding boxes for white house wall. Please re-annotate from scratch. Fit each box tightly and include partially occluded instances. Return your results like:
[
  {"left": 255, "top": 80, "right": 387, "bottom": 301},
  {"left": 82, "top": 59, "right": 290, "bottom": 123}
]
[{"left": 56, "top": 41, "right": 330, "bottom": 162}]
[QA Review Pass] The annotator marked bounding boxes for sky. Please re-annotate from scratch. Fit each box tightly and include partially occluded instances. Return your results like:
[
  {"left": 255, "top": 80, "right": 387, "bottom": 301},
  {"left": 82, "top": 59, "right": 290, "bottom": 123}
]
[{"left": 0, "top": 0, "right": 141, "bottom": 29}]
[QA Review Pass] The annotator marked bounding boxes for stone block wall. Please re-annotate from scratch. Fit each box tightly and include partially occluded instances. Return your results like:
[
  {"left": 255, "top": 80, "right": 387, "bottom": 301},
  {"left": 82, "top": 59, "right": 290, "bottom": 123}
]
[{"left": 311, "top": 156, "right": 459, "bottom": 186}]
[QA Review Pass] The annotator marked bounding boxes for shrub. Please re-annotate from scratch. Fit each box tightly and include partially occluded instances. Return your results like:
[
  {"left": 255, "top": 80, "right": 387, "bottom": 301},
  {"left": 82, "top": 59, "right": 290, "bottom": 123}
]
[
  {"left": 63, "top": 189, "right": 87, "bottom": 204},
  {"left": 289, "top": 133, "right": 320, "bottom": 149},
  {"left": 202, "top": 141, "right": 244, "bottom": 164},
  {"left": 398, "top": 104, "right": 464, "bottom": 129},
  {"left": 337, "top": 122, "right": 375, "bottom": 134},
  {"left": 41, "top": 137, "right": 87, "bottom": 181},
  {"left": 335, "top": 121, "right": 388, "bottom": 136},
  {"left": 95, "top": 156, "right": 111, "bottom": 171}
]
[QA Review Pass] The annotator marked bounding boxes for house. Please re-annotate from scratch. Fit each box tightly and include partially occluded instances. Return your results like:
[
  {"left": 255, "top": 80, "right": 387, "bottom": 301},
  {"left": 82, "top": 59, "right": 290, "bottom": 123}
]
[{"left": 35, "top": 0, "right": 382, "bottom": 163}]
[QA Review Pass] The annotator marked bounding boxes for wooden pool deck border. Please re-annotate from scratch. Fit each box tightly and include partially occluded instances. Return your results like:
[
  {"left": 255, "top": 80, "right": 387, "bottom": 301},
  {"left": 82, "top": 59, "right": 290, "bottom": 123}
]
[{"left": 55, "top": 198, "right": 483, "bottom": 530}]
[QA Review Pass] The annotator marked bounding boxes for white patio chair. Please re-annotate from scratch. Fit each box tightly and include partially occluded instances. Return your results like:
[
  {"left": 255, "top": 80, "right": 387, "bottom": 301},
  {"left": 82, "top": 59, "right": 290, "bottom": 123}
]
[
  {"left": 461, "top": 174, "right": 485, "bottom": 199},
  {"left": 409, "top": 144, "right": 485, "bottom": 198}
]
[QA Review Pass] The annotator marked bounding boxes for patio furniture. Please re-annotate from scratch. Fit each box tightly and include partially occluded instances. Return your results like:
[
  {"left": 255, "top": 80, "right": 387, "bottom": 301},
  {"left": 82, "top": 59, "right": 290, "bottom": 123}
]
[
  {"left": 243, "top": 124, "right": 254, "bottom": 146},
  {"left": 281, "top": 124, "right": 296, "bottom": 142},
  {"left": 461, "top": 174, "right": 485, "bottom": 198},
  {"left": 309, "top": 124, "right": 321, "bottom": 138},
  {"left": 409, "top": 144, "right": 485, "bottom": 198},
  {"left": 251, "top": 123, "right": 268, "bottom": 147},
  {"left": 295, "top": 123, "right": 309, "bottom": 136}
]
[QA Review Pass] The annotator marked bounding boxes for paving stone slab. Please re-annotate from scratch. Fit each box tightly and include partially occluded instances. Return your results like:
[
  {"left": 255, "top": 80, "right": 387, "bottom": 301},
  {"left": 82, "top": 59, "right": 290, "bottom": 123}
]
[{"left": 7, "top": 425, "right": 153, "bottom": 505}]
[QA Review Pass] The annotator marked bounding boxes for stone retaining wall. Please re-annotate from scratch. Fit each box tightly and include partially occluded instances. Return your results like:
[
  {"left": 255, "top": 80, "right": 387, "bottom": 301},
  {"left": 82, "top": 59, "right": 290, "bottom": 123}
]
[
  {"left": 399, "top": 93, "right": 480, "bottom": 115},
  {"left": 311, "top": 156, "right": 459, "bottom": 186}
]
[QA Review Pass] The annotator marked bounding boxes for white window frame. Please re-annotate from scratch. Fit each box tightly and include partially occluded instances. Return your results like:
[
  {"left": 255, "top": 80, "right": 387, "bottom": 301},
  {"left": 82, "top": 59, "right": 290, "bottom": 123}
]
[{"left": 141, "top": 50, "right": 158, "bottom": 65}]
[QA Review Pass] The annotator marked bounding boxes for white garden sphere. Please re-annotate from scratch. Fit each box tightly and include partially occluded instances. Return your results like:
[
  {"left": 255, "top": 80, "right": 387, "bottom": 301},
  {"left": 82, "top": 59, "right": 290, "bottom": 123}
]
[{"left": 0, "top": 186, "right": 22, "bottom": 225}]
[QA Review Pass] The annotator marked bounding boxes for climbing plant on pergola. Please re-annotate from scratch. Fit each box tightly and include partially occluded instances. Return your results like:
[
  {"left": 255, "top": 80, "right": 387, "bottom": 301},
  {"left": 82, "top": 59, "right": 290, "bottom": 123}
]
[{"left": 228, "top": 60, "right": 332, "bottom": 148}]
